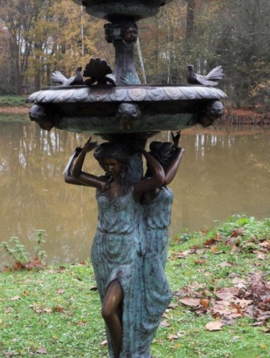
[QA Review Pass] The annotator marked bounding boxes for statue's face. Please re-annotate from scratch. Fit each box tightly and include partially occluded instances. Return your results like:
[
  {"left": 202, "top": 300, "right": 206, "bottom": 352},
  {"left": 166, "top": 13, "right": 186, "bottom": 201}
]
[
  {"left": 103, "top": 158, "right": 123, "bottom": 177},
  {"left": 123, "top": 26, "right": 138, "bottom": 43}
]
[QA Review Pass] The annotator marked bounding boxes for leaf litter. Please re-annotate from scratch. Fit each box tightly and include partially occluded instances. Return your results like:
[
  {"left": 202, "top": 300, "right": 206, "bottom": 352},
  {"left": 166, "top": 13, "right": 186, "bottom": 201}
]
[{"left": 172, "top": 225, "right": 270, "bottom": 331}]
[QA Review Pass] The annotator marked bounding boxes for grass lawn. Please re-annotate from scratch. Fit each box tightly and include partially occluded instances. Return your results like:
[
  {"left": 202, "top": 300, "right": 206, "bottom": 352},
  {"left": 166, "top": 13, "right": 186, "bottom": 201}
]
[
  {"left": 0, "top": 216, "right": 270, "bottom": 358},
  {"left": 0, "top": 96, "right": 29, "bottom": 108},
  {"left": 0, "top": 113, "right": 29, "bottom": 123}
]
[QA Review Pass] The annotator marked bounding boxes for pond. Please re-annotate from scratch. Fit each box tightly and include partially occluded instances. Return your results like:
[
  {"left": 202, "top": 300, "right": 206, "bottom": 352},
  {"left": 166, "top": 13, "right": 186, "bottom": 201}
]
[{"left": 1, "top": 117, "right": 270, "bottom": 264}]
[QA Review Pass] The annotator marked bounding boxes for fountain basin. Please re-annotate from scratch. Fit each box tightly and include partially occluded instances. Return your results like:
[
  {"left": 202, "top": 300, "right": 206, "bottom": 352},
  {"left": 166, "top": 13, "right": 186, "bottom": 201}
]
[
  {"left": 28, "top": 84, "right": 227, "bottom": 135},
  {"left": 72, "top": 0, "right": 173, "bottom": 21}
]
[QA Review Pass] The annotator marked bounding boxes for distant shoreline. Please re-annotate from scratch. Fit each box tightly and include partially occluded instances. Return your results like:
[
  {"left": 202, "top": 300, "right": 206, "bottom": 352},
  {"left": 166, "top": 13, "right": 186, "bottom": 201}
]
[{"left": 0, "top": 107, "right": 29, "bottom": 114}]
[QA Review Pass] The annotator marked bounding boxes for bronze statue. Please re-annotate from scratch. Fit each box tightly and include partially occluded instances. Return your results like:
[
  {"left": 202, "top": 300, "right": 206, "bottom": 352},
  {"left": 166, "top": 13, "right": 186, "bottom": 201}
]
[
  {"left": 140, "top": 132, "right": 184, "bottom": 352},
  {"left": 64, "top": 134, "right": 184, "bottom": 358},
  {"left": 51, "top": 66, "right": 84, "bottom": 86},
  {"left": 187, "top": 64, "right": 225, "bottom": 86},
  {"left": 28, "top": 0, "right": 226, "bottom": 357},
  {"left": 64, "top": 139, "right": 166, "bottom": 358}
]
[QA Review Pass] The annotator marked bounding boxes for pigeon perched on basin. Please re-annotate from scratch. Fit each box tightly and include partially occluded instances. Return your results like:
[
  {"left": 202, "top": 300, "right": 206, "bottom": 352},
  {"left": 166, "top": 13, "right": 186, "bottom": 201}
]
[
  {"left": 52, "top": 66, "right": 84, "bottom": 86},
  {"left": 83, "top": 58, "right": 116, "bottom": 86},
  {"left": 187, "top": 65, "right": 224, "bottom": 86}
]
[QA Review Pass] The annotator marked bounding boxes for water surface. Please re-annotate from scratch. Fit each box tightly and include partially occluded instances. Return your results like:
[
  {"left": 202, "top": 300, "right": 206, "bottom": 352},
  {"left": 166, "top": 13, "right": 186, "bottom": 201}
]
[{"left": 1, "top": 118, "right": 270, "bottom": 264}]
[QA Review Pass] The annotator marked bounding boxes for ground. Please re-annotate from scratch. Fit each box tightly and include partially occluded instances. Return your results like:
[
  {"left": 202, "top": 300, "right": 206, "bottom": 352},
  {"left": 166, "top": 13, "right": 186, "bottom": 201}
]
[{"left": 0, "top": 216, "right": 270, "bottom": 358}]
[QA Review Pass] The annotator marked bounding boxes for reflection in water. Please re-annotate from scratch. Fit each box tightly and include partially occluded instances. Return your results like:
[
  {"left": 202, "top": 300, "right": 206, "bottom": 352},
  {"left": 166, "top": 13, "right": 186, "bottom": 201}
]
[{"left": 1, "top": 120, "right": 270, "bottom": 264}]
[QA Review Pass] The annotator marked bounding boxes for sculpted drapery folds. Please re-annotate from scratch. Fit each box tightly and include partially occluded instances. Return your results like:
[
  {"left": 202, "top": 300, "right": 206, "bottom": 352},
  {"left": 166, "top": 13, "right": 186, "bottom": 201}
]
[{"left": 64, "top": 135, "right": 184, "bottom": 358}]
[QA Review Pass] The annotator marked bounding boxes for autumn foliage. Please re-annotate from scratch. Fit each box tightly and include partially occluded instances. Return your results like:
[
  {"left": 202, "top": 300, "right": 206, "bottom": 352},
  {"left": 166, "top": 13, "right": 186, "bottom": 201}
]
[{"left": 0, "top": 0, "right": 269, "bottom": 110}]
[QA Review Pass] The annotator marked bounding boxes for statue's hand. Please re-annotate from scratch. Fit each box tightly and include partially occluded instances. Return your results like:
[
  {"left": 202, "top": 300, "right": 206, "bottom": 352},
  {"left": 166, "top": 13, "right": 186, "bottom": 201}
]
[
  {"left": 74, "top": 146, "right": 83, "bottom": 158},
  {"left": 171, "top": 131, "right": 181, "bottom": 148},
  {"left": 82, "top": 137, "right": 98, "bottom": 153}
]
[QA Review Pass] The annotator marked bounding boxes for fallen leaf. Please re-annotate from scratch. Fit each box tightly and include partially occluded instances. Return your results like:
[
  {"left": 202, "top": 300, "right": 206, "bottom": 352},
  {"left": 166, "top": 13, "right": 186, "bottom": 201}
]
[
  {"left": 101, "top": 340, "right": 107, "bottom": 346},
  {"left": 232, "top": 277, "right": 247, "bottom": 289},
  {"left": 175, "top": 287, "right": 191, "bottom": 298},
  {"left": 232, "top": 298, "right": 253, "bottom": 309},
  {"left": 168, "top": 303, "right": 178, "bottom": 309},
  {"left": 57, "top": 289, "right": 65, "bottom": 295},
  {"left": 221, "top": 317, "right": 237, "bottom": 326},
  {"left": 52, "top": 306, "right": 63, "bottom": 313},
  {"left": 3, "top": 352, "right": 14, "bottom": 358},
  {"left": 257, "top": 252, "right": 266, "bottom": 260},
  {"left": 43, "top": 308, "right": 52, "bottom": 313},
  {"left": 200, "top": 299, "right": 210, "bottom": 308},
  {"left": 47, "top": 269, "right": 56, "bottom": 274},
  {"left": 215, "top": 287, "right": 239, "bottom": 301},
  {"left": 218, "top": 261, "right": 235, "bottom": 268},
  {"left": 36, "top": 347, "right": 47, "bottom": 354},
  {"left": 252, "top": 321, "right": 265, "bottom": 327},
  {"left": 13, "top": 262, "right": 24, "bottom": 270},
  {"left": 77, "top": 321, "right": 87, "bottom": 326},
  {"left": 35, "top": 309, "right": 43, "bottom": 314},
  {"left": 196, "top": 248, "right": 206, "bottom": 255},
  {"left": 10, "top": 296, "right": 20, "bottom": 301},
  {"left": 176, "top": 250, "right": 192, "bottom": 259},
  {"left": 194, "top": 259, "right": 206, "bottom": 265},
  {"left": 215, "top": 232, "right": 223, "bottom": 241},
  {"left": 160, "top": 320, "right": 170, "bottom": 328},
  {"left": 5, "top": 307, "right": 12, "bottom": 313},
  {"left": 259, "top": 240, "right": 270, "bottom": 249},
  {"left": 180, "top": 298, "right": 201, "bottom": 307},
  {"left": 211, "top": 246, "right": 218, "bottom": 253},
  {"left": 33, "top": 258, "right": 43, "bottom": 267},
  {"left": 203, "top": 238, "right": 216, "bottom": 246},
  {"left": 230, "top": 228, "right": 245, "bottom": 238},
  {"left": 168, "top": 334, "right": 179, "bottom": 341},
  {"left": 205, "top": 321, "right": 223, "bottom": 331}
]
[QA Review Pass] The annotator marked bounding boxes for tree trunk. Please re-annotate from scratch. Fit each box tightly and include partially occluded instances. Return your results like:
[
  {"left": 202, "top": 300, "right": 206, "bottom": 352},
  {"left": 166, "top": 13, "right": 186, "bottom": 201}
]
[
  {"left": 81, "top": 5, "right": 85, "bottom": 58},
  {"left": 186, "top": 0, "right": 195, "bottom": 39},
  {"left": 136, "top": 37, "right": 147, "bottom": 84},
  {"left": 17, "top": 73, "right": 24, "bottom": 95}
]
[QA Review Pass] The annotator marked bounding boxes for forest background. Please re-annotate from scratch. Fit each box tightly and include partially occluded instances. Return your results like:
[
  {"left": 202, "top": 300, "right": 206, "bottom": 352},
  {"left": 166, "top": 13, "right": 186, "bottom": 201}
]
[{"left": 0, "top": 0, "right": 269, "bottom": 112}]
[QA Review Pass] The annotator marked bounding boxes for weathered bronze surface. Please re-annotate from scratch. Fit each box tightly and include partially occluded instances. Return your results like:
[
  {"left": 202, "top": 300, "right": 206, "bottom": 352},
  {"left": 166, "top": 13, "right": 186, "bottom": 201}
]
[
  {"left": 104, "top": 22, "right": 140, "bottom": 85},
  {"left": 187, "top": 64, "right": 225, "bottom": 86},
  {"left": 27, "top": 85, "right": 226, "bottom": 133},
  {"left": 64, "top": 135, "right": 183, "bottom": 358},
  {"left": 28, "top": 0, "right": 227, "bottom": 356},
  {"left": 72, "top": 0, "right": 173, "bottom": 22}
]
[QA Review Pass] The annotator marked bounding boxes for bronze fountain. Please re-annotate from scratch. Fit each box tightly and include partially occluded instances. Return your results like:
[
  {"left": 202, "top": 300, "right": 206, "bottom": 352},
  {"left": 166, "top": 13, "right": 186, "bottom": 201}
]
[{"left": 28, "top": 1, "right": 226, "bottom": 357}]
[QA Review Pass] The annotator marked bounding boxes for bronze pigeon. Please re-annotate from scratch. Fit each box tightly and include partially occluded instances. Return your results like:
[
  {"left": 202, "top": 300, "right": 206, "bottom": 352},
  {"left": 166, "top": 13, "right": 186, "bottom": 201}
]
[
  {"left": 187, "top": 65, "right": 224, "bottom": 86},
  {"left": 52, "top": 66, "right": 84, "bottom": 86}
]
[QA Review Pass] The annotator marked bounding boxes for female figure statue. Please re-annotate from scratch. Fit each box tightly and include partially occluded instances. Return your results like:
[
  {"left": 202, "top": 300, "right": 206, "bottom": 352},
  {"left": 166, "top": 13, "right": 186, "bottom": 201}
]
[
  {"left": 64, "top": 138, "right": 165, "bottom": 358},
  {"left": 140, "top": 132, "right": 185, "bottom": 355}
]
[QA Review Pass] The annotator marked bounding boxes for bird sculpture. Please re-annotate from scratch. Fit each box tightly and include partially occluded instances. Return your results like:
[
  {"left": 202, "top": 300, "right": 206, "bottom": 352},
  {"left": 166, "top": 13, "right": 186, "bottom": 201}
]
[
  {"left": 187, "top": 65, "right": 224, "bottom": 86},
  {"left": 83, "top": 58, "right": 116, "bottom": 86},
  {"left": 51, "top": 66, "right": 84, "bottom": 86}
]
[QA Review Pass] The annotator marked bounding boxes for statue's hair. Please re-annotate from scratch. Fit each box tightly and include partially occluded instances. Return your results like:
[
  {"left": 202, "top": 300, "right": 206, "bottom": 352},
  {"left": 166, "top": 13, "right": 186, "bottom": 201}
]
[
  {"left": 94, "top": 142, "right": 132, "bottom": 193},
  {"left": 145, "top": 141, "right": 176, "bottom": 178}
]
